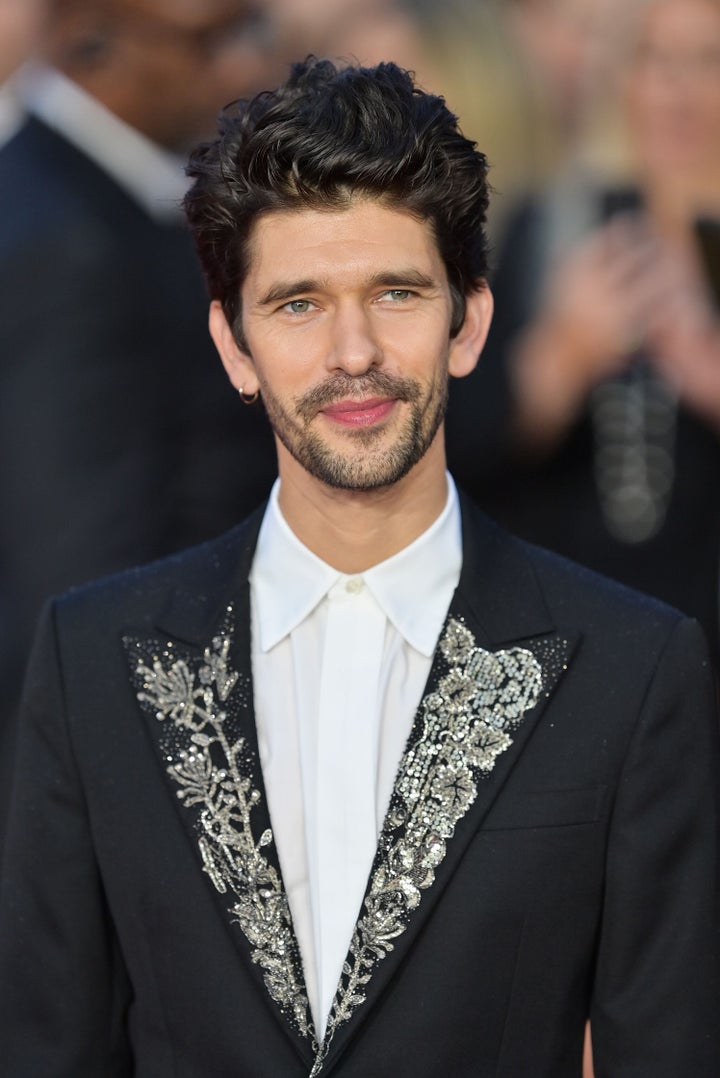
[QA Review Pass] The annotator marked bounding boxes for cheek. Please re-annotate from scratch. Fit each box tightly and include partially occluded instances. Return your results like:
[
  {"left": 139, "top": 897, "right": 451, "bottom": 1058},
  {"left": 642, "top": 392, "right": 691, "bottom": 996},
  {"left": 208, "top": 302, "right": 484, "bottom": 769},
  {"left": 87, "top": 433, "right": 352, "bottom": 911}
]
[
  {"left": 382, "top": 318, "right": 449, "bottom": 368},
  {"left": 254, "top": 354, "right": 317, "bottom": 406},
  {"left": 247, "top": 324, "right": 319, "bottom": 383}
]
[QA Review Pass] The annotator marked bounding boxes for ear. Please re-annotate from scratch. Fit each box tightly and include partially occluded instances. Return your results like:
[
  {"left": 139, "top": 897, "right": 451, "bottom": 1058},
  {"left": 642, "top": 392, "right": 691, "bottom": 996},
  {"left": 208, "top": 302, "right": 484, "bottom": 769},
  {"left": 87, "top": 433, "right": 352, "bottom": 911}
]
[
  {"left": 448, "top": 283, "right": 494, "bottom": 379},
  {"left": 208, "top": 300, "right": 258, "bottom": 395}
]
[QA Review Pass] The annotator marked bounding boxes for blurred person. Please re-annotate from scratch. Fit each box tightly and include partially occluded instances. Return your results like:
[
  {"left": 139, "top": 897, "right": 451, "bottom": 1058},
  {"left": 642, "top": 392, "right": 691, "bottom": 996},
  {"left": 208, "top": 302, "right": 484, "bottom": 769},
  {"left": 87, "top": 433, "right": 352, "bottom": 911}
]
[
  {"left": 0, "top": 0, "right": 281, "bottom": 823},
  {"left": 268, "top": 0, "right": 429, "bottom": 73},
  {"left": 0, "top": 0, "right": 46, "bottom": 144},
  {"left": 0, "top": 57, "right": 717, "bottom": 1077},
  {"left": 448, "top": 0, "right": 720, "bottom": 660},
  {"left": 461, "top": 0, "right": 629, "bottom": 231},
  {"left": 266, "top": 0, "right": 554, "bottom": 238},
  {"left": 502, "top": 0, "right": 620, "bottom": 147},
  {"left": 389, "top": 0, "right": 557, "bottom": 239}
]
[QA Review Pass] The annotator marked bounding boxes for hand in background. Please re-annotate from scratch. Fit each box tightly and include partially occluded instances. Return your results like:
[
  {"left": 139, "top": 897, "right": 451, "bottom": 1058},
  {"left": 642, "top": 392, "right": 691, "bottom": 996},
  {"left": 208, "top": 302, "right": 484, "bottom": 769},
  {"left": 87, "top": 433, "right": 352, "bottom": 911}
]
[
  {"left": 643, "top": 243, "right": 720, "bottom": 425},
  {"left": 509, "top": 214, "right": 716, "bottom": 449}
]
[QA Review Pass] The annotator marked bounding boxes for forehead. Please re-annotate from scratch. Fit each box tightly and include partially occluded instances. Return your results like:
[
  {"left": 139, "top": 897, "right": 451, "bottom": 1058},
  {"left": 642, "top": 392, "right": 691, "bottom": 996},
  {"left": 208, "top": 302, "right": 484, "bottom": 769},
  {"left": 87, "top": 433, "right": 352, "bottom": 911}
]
[{"left": 244, "top": 200, "right": 445, "bottom": 289}]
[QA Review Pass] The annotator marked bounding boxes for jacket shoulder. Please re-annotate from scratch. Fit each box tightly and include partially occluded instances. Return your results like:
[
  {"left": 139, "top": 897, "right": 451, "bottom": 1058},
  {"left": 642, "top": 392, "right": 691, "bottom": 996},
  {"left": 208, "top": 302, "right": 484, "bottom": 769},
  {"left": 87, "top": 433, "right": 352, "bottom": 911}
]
[
  {"left": 53, "top": 508, "right": 264, "bottom": 630},
  {"left": 459, "top": 492, "right": 695, "bottom": 649}
]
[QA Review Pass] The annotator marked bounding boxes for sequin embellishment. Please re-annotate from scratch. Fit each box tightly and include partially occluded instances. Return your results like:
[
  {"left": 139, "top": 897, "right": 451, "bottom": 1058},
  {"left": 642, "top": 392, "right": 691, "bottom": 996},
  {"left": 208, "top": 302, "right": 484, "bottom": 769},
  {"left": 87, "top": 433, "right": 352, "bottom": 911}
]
[
  {"left": 126, "top": 611, "right": 552, "bottom": 1075},
  {"left": 125, "top": 609, "right": 313, "bottom": 1040},
  {"left": 311, "top": 616, "right": 544, "bottom": 1074}
]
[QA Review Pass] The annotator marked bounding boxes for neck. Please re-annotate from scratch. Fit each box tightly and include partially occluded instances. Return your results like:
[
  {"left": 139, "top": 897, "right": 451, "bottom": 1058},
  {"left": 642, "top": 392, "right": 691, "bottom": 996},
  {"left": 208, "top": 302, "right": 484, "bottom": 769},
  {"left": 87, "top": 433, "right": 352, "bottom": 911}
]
[{"left": 276, "top": 435, "right": 450, "bottom": 573}]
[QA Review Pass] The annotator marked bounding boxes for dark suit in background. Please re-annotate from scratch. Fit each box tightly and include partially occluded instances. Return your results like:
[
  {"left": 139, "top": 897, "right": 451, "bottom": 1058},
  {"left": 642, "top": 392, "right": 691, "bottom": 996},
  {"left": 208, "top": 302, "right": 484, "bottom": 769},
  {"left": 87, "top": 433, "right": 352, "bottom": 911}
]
[
  {"left": 0, "top": 496, "right": 717, "bottom": 1076},
  {"left": 0, "top": 115, "right": 277, "bottom": 823},
  {"left": 0, "top": 0, "right": 287, "bottom": 835}
]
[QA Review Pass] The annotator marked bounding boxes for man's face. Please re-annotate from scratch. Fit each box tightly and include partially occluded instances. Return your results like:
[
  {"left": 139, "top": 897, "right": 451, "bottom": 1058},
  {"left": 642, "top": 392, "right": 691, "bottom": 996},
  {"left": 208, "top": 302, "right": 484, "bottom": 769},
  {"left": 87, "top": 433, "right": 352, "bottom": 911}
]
[{"left": 212, "top": 199, "right": 490, "bottom": 493}]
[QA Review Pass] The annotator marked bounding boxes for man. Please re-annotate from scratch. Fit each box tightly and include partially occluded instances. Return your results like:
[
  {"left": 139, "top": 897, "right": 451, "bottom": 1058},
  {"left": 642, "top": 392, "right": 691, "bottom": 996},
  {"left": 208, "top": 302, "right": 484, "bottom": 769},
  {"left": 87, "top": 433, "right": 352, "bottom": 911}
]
[
  {"left": 0, "top": 0, "right": 279, "bottom": 755},
  {"left": 0, "top": 58, "right": 718, "bottom": 1077}
]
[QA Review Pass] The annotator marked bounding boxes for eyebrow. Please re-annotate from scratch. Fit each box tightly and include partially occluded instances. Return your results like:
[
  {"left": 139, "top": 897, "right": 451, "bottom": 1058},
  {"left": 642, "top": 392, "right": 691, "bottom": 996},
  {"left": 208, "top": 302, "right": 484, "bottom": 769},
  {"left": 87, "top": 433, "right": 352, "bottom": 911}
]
[{"left": 256, "top": 269, "right": 439, "bottom": 307}]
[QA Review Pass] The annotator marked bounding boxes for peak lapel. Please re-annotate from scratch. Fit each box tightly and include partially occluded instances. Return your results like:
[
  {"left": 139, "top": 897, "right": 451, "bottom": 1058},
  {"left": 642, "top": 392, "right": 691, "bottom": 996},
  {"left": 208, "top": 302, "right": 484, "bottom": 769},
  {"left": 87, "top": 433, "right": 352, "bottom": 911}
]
[
  {"left": 120, "top": 497, "right": 578, "bottom": 1078},
  {"left": 122, "top": 514, "right": 318, "bottom": 1068},
  {"left": 315, "top": 500, "right": 577, "bottom": 1076}
]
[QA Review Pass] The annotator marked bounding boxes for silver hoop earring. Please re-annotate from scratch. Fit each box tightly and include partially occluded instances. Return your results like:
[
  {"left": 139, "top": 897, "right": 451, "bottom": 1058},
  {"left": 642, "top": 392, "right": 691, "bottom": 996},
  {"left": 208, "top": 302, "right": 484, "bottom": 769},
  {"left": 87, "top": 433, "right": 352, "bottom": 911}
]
[{"left": 239, "top": 387, "right": 259, "bottom": 405}]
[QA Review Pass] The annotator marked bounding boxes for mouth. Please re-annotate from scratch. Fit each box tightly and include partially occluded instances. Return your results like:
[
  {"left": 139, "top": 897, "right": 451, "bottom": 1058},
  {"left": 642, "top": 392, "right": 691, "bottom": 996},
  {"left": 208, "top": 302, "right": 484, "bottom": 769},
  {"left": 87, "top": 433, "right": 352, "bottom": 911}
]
[{"left": 319, "top": 397, "right": 398, "bottom": 428}]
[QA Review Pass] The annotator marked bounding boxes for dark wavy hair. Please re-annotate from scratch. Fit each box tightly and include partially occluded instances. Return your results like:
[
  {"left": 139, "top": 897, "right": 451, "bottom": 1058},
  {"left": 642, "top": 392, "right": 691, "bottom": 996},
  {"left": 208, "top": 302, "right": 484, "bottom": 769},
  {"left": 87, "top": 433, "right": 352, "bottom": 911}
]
[{"left": 184, "top": 57, "right": 490, "bottom": 340}]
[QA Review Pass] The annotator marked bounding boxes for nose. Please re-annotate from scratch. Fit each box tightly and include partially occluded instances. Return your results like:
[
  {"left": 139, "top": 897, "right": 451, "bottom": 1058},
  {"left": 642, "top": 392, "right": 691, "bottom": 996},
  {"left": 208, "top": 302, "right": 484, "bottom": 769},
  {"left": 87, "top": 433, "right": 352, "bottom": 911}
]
[{"left": 326, "top": 301, "right": 382, "bottom": 376}]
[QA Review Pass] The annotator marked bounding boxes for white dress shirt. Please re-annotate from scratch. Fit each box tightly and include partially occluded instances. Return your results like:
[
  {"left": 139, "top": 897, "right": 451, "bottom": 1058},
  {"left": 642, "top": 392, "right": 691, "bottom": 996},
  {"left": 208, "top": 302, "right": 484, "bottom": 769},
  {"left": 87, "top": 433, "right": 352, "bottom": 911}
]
[
  {"left": 250, "top": 477, "right": 462, "bottom": 1037},
  {"left": 18, "top": 65, "right": 189, "bottom": 221}
]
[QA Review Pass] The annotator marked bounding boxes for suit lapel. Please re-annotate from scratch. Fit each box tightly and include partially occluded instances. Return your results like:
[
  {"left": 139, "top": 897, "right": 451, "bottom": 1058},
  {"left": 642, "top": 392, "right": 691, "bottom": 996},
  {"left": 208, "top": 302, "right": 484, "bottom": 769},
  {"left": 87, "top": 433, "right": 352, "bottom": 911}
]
[
  {"left": 122, "top": 497, "right": 577, "bottom": 1078},
  {"left": 122, "top": 513, "right": 318, "bottom": 1068},
  {"left": 315, "top": 498, "right": 577, "bottom": 1076}
]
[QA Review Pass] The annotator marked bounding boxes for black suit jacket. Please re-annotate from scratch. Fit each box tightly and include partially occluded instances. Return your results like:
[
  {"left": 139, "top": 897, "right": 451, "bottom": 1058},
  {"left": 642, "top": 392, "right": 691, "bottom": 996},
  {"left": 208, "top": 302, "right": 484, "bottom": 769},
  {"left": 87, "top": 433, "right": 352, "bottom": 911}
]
[{"left": 1, "top": 495, "right": 718, "bottom": 1076}]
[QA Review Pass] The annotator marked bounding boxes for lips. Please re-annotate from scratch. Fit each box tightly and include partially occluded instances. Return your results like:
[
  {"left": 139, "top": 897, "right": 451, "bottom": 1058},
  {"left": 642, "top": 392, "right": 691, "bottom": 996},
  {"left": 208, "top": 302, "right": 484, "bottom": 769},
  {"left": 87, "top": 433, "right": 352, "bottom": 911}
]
[{"left": 320, "top": 397, "right": 397, "bottom": 427}]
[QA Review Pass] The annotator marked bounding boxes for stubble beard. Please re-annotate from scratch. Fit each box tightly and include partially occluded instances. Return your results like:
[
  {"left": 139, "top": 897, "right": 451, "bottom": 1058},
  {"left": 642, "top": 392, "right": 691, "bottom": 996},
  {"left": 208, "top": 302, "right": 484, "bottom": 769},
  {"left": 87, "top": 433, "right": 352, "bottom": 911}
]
[{"left": 259, "top": 367, "right": 449, "bottom": 491}]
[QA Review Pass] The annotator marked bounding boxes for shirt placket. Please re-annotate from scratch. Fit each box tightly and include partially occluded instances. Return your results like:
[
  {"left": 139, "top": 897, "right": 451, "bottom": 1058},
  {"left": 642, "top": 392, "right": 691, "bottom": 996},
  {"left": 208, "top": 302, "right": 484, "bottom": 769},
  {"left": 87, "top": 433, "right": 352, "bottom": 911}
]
[{"left": 311, "top": 576, "right": 386, "bottom": 1036}]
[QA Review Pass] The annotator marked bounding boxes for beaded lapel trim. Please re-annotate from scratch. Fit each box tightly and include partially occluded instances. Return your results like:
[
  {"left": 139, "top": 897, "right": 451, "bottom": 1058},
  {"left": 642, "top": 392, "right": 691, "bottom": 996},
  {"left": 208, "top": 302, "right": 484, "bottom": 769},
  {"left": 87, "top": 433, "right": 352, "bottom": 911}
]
[
  {"left": 311, "top": 616, "right": 546, "bottom": 1073},
  {"left": 125, "top": 609, "right": 314, "bottom": 1042},
  {"left": 126, "top": 607, "right": 551, "bottom": 1073}
]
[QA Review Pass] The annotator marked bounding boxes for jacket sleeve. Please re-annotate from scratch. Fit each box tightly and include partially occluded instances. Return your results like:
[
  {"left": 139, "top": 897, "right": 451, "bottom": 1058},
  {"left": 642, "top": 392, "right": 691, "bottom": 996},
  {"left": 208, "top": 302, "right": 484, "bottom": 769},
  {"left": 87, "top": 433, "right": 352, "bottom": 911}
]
[
  {"left": 0, "top": 601, "right": 133, "bottom": 1076},
  {"left": 590, "top": 615, "right": 720, "bottom": 1076}
]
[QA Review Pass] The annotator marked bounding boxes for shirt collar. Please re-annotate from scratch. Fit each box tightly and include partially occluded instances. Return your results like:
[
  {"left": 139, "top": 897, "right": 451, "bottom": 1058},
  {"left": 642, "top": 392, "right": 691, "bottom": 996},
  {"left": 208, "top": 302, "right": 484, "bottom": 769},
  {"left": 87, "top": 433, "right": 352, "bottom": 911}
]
[
  {"left": 363, "top": 478, "right": 462, "bottom": 655},
  {"left": 251, "top": 476, "right": 462, "bottom": 657},
  {"left": 19, "top": 65, "right": 188, "bottom": 221},
  {"left": 251, "top": 481, "right": 341, "bottom": 652}
]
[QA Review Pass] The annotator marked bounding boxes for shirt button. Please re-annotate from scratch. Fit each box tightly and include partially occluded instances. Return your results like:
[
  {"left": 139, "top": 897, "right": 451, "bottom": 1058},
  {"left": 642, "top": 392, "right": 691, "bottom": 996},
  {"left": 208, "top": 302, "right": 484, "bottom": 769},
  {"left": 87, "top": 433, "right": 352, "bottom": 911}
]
[{"left": 345, "top": 577, "right": 364, "bottom": 594}]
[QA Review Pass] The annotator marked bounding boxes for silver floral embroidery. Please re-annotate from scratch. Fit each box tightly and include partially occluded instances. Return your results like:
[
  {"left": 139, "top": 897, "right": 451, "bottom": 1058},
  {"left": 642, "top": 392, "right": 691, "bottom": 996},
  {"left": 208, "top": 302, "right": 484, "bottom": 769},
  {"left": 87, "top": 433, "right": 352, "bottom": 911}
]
[
  {"left": 311, "top": 616, "right": 543, "bottom": 1075},
  {"left": 125, "top": 608, "right": 313, "bottom": 1041},
  {"left": 126, "top": 610, "right": 553, "bottom": 1077}
]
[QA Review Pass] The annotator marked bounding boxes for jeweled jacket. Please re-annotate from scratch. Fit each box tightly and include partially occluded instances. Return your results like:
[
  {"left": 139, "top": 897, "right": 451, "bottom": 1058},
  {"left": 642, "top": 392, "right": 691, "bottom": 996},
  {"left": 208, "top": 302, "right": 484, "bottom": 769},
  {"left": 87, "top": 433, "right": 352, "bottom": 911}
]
[{"left": 0, "top": 495, "right": 718, "bottom": 1077}]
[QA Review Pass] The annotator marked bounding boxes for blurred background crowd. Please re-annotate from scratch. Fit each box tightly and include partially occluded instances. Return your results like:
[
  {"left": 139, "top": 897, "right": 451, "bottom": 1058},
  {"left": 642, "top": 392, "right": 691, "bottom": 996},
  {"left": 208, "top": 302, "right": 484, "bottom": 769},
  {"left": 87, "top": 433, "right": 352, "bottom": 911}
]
[
  {"left": 2, "top": 3, "right": 719, "bottom": 1074},
  {"left": 1, "top": 0, "right": 720, "bottom": 844}
]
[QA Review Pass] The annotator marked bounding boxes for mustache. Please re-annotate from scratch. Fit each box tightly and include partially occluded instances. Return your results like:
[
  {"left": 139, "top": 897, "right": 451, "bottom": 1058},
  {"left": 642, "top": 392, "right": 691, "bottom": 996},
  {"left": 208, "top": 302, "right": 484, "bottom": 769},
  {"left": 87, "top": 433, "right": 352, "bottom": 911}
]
[{"left": 295, "top": 370, "right": 420, "bottom": 421}]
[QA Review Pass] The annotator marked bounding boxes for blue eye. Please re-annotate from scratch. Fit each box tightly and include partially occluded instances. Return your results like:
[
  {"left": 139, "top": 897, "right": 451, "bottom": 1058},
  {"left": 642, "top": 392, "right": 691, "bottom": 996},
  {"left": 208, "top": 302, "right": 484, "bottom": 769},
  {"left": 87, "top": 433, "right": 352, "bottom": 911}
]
[{"left": 285, "top": 299, "right": 312, "bottom": 314}]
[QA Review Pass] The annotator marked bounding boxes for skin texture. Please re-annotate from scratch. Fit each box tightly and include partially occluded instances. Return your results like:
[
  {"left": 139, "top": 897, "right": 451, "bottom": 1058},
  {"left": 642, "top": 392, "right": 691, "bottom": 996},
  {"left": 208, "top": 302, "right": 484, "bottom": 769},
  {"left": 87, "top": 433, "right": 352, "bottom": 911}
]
[{"left": 210, "top": 198, "right": 493, "bottom": 571}]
